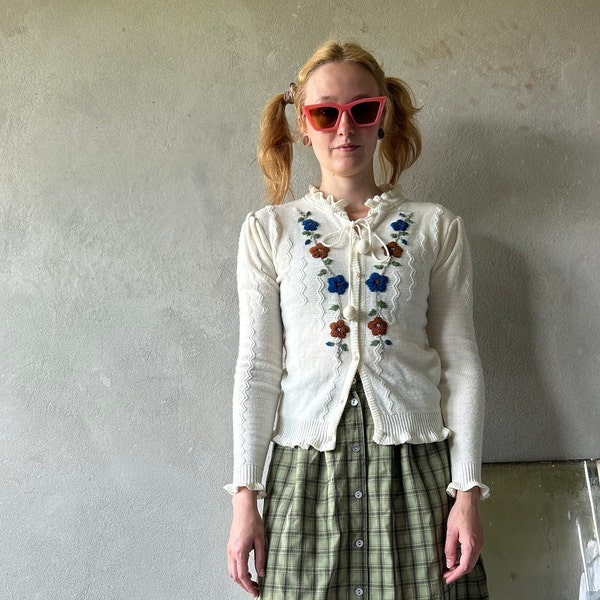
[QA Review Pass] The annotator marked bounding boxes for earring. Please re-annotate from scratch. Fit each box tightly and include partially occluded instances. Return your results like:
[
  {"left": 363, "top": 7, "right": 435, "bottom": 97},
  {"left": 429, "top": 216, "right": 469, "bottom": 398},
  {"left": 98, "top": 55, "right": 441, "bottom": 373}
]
[
  {"left": 378, "top": 128, "right": 385, "bottom": 139},
  {"left": 303, "top": 135, "right": 312, "bottom": 147}
]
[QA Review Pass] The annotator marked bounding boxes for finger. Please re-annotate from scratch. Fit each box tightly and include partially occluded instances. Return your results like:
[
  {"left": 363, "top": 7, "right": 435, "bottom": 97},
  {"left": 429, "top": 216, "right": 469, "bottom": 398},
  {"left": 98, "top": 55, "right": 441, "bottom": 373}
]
[
  {"left": 254, "top": 535, "right": 266, "bottom": 578},
  {"left": 443, "top": 543, "right": 479, "bottom": 585},
  {"left": 237, "top": 562, "right": 259, "bottom": 597},
  {"left": 443, "top": 561, "right": 468, "bottom": 584},
  {"left": 228, "top": 548, "right": 258, "bottom": 596},
  {"left": 444, "top": 527, "right": 459, "bottom": 571},
  {"left": 461, "top": 542, "right": 480, "bottom": 574},
  {"left": 235, "top": 568, "right": 258, "bottom": 596}
]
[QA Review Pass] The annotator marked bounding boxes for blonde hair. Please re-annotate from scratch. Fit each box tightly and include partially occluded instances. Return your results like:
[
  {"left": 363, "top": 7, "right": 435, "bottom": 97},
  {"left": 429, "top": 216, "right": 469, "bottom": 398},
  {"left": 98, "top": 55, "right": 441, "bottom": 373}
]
[{"left": 257, "top": 40, "right": 422, "bottom": 205}]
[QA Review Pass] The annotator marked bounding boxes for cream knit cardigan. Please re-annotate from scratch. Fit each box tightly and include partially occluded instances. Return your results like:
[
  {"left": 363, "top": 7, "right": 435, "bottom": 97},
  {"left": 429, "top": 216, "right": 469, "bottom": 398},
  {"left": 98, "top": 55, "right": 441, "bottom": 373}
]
[{"left": 226, "top": 187, "right": 488, "bottom": 499}]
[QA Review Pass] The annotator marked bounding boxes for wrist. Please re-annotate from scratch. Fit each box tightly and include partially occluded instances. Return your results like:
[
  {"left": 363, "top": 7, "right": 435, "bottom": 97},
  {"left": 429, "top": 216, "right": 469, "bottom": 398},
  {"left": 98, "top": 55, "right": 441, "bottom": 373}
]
[
  {"left": 232, "top": 486, "right": 259, "bottom": 510},
  {"left": 454, "top": 487, "right": 481, "bottom": 505}
]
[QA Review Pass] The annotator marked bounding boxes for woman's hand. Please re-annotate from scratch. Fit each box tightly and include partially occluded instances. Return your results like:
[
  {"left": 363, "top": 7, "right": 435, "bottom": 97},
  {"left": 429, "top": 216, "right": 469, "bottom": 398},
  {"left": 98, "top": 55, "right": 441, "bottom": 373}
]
[
  {"left": 443, "top": 488, "right": 484, "bottom": 585},
  {"left": 227, "top": 488, "right": 266, "bottom": 597}
]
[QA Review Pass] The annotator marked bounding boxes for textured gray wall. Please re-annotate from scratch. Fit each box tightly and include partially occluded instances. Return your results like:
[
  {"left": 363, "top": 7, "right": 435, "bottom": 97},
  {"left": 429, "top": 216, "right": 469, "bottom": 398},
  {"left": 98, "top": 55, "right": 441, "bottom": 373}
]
[{"left": 1, "top": 1, "right": 598, "bottom": 598}]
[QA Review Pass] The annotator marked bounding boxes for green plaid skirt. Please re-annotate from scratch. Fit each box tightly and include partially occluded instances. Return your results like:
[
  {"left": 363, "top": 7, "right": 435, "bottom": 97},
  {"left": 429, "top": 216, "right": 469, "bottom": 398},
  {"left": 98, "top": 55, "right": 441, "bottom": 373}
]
[{"left": 260, "top": 378, "right": 488, "bottom": 599}]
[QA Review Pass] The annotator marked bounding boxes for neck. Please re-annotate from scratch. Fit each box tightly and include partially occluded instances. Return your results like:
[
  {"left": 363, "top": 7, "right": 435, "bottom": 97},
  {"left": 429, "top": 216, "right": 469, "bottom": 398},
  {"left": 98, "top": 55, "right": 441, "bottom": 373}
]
[{"left": 318, "top": 174, "right": 381, "bottom": 220}]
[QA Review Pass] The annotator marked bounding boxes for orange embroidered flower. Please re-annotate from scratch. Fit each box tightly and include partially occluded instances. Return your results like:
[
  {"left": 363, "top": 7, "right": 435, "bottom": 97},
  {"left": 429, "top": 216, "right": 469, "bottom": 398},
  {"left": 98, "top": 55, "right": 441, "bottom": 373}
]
[
  {"left": 330, "top": 320, "right": 350, "bottom": 339},
  {"left": 385, "top": 241, "right": 403, "bottom": 258},
  {"left": 309, "top": 243, "right": 330, "bottom": 259},
  {"left": 368, "top": 316, "right": 388, "bottom": 336}
]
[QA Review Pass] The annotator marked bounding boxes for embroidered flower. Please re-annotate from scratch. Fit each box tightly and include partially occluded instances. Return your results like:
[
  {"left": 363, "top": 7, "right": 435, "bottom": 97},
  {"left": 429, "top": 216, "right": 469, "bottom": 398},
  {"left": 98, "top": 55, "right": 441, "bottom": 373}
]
[
  {"left": 330, "top": 320, "right": 350, "bottom": 339},
  {"left": 328, "top": 275, "right": 349, "bottom": 295},
  {"left": 366, "top": 212, "right": 413, "bottom": 350},
  {"left": 368, "top": 316, "right": 388, "bottom": 336},
  {"left": 302, "top": 218, "right": 319, "bottom": 231},
  {"left": 309, "top": 243, "right": 330, "bottom": 259},
  {"left": 391, "top": 219, "right": 409, "bottom": 232},
  {"left": 385, "top": 241, "right": 403, "bottom": 258},
  {"left": 366, "top": 273, "right": 389, "bottom": 293}
]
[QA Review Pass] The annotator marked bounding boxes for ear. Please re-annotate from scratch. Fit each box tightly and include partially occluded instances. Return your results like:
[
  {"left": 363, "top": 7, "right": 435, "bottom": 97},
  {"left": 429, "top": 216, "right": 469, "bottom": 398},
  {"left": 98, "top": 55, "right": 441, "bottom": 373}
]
[{"left": 297, "top": 113, "right": 307, "bottom": 135}]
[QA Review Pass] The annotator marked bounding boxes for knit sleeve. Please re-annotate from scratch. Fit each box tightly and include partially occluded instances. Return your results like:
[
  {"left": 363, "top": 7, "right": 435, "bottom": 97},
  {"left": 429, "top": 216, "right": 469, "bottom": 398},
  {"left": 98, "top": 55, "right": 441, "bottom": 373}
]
[
  {"left": 426, "top": 212, "right": 490, "bottom": 499},
  {"left": 224, "top": 212, "right": 283, "bottom": 498}
]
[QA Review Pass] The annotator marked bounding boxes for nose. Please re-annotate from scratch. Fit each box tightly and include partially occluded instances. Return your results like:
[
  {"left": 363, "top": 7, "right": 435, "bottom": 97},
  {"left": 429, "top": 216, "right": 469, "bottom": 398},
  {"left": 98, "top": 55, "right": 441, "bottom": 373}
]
[{"left": 337, "top": 110, "right": 355, "bottom": 134}]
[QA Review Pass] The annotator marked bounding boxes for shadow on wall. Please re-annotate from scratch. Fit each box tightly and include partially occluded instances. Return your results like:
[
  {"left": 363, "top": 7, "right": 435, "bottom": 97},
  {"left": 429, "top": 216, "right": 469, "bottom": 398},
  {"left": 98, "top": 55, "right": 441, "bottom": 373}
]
[
  {"left": 425, "top": 118, "right": 600, "bottom": 462},
  {"left": 472, "top": 234, "right": 560, "bottom": 460}
]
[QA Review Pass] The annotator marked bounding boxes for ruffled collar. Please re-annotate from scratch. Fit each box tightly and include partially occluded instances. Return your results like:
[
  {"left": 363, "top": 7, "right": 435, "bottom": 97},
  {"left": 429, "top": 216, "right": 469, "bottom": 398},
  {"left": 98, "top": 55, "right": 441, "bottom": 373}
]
[{"left": 308, "top": 184, "right": 398, "bottom": 220}]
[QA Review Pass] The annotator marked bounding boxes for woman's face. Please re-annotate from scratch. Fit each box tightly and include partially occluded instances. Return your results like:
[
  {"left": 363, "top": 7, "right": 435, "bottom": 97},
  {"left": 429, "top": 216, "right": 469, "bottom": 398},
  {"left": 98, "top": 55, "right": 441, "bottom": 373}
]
[{"left": 300, "top": 61, "right": 382, "bottom": 187}]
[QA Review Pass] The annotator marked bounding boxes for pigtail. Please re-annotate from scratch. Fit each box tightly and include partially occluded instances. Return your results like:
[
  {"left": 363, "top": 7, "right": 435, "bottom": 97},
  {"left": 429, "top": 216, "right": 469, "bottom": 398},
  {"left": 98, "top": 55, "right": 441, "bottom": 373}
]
[
  {"left": 379, "top": 77, "right": 422, "bottom": 186},
  {"left": 257, "top": 93, "right": 295, "bottom": 205}
]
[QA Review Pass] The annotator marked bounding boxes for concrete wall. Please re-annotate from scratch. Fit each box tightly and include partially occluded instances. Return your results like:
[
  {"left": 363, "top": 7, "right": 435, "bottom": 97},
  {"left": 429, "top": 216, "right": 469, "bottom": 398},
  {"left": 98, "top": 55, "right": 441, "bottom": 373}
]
[{"left": 1, "top": 1, "right": 598, "bottom": 598}]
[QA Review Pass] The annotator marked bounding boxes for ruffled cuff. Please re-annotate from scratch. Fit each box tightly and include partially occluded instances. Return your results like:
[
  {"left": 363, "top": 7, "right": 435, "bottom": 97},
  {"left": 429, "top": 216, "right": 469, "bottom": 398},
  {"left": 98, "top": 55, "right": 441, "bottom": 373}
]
[
  {"left": 223, "top": 482, "right": 267, "bottom": 499},
  {"left": 446, "top": 462, "right": 490, "bottom": 500},
  {"left": 224, "top": 464, "right": 267, "bottom": 499},
  {"left": 446, "top": 481, "right": 490, "bottom": 500}
]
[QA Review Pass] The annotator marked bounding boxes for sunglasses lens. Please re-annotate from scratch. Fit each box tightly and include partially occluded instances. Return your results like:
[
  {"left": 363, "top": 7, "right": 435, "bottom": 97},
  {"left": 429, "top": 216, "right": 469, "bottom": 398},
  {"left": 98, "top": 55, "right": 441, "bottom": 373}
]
[
  {"left": 308, "top": 106, "right": 340, "bottom": 130},
  {"left": 351, "top": 100, "right": 381, "bottom": 125}
]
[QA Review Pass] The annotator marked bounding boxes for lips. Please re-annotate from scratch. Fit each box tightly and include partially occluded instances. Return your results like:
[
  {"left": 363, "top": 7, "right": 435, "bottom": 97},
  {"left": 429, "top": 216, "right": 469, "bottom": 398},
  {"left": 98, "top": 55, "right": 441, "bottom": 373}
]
[{"left": 335, "top": 144, "right": 360, "bottom": 151}]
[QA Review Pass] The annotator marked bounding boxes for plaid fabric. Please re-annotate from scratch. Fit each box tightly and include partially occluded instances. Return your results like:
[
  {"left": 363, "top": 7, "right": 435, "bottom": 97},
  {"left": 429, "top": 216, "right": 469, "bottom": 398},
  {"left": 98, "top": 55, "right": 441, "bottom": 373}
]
[{"left": 260, "top": 378, "right": 488, "bottom": 599}]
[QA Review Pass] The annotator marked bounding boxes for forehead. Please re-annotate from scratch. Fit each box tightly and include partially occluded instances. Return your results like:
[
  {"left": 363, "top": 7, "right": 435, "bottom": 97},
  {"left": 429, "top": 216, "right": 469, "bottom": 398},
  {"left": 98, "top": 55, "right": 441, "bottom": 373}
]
[{"left": 304, "top": 62, "right": 380, "bottom": 103}]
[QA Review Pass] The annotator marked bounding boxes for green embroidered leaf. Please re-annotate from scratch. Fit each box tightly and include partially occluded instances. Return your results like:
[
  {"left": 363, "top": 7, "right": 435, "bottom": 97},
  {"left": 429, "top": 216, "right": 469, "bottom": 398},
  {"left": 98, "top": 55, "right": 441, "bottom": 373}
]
[
  {"left": 368, "top": 309, "right": 377, "bottom": 316},
  {"left": 323, "top": 258, "right": 332, "bottom": 266},
  {"left": 302, "top": 230, "right": 311, "bottom": 236},
  {"left": 314, "top": 233, "right": 321, "bottom": 239},
  {"left": 317, "top": 269, "right": 327, "bottom": 276},
  {"left": 391, "top": 233, "right": 398, "bottom": 239},
  {"left": 340, "top": 343, "right": 348, "bottom": 352},
  {"left": 297, "top": 216, "right": 305, "bottom": 223},
  {"left": 329, "top": 304, "right": 339, "bottom": 311},
  {"left": 391, "top": 261, "right": 400, "bottom": 267},
  {"left": 374, "top": 264, "right": 384, "bottom": 270},
  {"left": 370, "top": 340, "right": 380, "bottom": 346},
  {"left": 377, "top": 300, "right": 388, "bottom": 309}
]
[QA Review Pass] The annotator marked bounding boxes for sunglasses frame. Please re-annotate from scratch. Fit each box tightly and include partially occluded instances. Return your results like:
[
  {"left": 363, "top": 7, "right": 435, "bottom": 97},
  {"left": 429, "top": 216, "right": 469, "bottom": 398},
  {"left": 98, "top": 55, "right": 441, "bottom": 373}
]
[{"left": 302, "top": 96, "right": 387, "bottom": 132}]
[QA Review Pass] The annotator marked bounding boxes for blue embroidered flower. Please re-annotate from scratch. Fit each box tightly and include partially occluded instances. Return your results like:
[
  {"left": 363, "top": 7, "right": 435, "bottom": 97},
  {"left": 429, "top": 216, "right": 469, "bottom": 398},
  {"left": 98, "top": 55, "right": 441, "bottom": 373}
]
[
  {"left": 391, "top": 219, "right": 409, "bottom": 232},
  {"left": 328, "top": 275, "right": 349, "bottom": 295},
  {"left": 366, "top": 273, "right": 389, "bottom": 293},
  {"left": 302, "top": 218, "right": 319, "bottom": 231}
]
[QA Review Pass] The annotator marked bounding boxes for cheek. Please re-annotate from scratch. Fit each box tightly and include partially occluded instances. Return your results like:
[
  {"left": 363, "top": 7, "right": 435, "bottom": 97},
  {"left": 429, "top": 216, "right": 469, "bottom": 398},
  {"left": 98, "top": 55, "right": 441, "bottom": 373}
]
[
  {"left": 366, "top": 128, "right": 382, "bottom": 148},
  {"left": 310, "top": 131, "right": 334, "bottom": 148}
]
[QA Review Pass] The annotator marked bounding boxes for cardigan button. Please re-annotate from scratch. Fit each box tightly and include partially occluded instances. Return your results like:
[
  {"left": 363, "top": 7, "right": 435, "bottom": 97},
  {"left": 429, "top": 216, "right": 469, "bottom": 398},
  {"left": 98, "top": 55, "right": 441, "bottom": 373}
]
[
  {"left": 343, "top": 305, "right": 357, "bottom": 320},
  {"left": 356, "top": 239, "right": 371, "bottom": 254}
]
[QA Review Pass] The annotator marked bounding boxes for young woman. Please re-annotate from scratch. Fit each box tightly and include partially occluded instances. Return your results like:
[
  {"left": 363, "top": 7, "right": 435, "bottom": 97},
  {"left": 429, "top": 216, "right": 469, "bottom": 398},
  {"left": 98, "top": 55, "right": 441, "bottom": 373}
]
[{"left": 226, "top": 40, "right": 489, "bottom": 600}]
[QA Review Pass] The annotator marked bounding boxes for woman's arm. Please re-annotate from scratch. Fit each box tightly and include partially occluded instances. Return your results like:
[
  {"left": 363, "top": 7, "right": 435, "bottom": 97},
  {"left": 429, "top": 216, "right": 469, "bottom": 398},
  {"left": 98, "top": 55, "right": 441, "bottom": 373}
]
[
  {"left": 425, "top": 210, "right": 487, "bottom": 581},
  {"left": 226, "top": 212, "right": 282, "bottom": 595},
  {"left": 226, "top": 212, "right": 283, "bottom": 496},
  {"left": 425, "top": 212, "right": 488, "bottom": 498}
]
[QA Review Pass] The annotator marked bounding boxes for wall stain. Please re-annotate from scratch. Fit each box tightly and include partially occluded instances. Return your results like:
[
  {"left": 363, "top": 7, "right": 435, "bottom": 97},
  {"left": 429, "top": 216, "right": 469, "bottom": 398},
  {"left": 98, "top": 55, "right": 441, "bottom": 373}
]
[
  {"left": 1, "top": 11, "right": 28, "bottom": 37},
  {"left": 400, "top": 16, "right": 578, "bottom": 96},
  {"left": 402, "top": 39, "right": 453, "bottom": 68}
]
